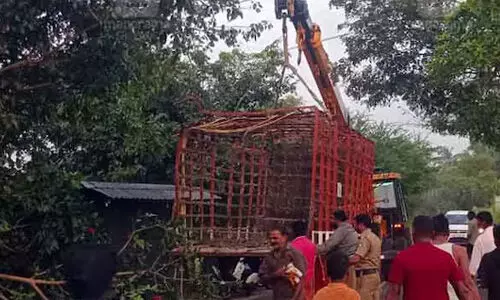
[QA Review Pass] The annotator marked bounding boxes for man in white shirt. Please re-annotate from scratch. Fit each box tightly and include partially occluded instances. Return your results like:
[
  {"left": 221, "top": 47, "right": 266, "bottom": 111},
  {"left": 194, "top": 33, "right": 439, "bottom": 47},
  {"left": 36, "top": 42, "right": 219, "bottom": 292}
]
[
  {"left": 466, "top": 211, "right": 479, "bottom": 258},
  {"left": 469, "top": 211, "right": 496, "bottom": 277}
]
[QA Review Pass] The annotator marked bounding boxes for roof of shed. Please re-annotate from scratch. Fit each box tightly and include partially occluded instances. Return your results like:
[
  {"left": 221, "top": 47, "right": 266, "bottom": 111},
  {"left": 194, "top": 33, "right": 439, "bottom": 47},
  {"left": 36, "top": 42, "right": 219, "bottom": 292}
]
[{"left": 81, "top": 181, "right": 219, "bottom": 201}]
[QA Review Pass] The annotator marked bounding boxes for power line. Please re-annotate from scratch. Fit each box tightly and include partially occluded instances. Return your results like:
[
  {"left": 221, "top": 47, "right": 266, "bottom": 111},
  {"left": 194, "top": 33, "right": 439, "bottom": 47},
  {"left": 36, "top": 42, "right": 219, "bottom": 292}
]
[{"left": 288, "top": 34, "right": 346, "bottom": 50}]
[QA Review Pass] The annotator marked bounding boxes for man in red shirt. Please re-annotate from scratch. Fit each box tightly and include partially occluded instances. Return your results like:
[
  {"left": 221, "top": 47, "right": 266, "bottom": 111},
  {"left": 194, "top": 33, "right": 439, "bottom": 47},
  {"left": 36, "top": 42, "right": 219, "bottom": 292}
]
[
  {"left": 387, "top": 215, "right": 468, "bottom": 300},
  {"left": 290, "top": 221, "right": 316, "bottom": 300}
]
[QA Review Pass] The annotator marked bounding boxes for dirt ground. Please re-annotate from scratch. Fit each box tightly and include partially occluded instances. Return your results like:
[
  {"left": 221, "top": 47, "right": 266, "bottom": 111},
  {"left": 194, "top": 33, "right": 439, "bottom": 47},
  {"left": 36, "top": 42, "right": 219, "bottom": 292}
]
[{"left": 231, "top": 289, "right": 272, "bottom": 300}]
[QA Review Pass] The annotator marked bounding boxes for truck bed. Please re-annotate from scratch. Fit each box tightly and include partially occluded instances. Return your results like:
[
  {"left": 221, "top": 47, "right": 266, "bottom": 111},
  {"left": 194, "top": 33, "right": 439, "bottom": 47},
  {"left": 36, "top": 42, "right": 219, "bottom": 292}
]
[{"left": 172, "top": 245, "right": 270, "bottom": 257}]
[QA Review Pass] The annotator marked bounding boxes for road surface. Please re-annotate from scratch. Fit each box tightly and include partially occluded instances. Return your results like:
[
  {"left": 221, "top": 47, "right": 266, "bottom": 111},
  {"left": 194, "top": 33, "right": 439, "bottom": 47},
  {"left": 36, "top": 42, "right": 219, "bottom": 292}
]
[
  {"left": 232, "top": 283, "right": 459, "bottom": 300},
  {"left": 231, "top": 289, "right": 272, "bottom": 300}
]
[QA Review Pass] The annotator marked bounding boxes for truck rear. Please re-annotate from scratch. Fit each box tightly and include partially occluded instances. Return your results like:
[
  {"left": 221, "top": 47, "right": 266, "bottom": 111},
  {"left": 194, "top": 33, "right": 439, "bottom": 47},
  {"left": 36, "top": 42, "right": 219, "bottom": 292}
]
[
  {"left": 172, "top": 106, "right": 375, "bottom": 296},
  {"left": 372, "top": 171, "right": 411, "bottom": 280}
]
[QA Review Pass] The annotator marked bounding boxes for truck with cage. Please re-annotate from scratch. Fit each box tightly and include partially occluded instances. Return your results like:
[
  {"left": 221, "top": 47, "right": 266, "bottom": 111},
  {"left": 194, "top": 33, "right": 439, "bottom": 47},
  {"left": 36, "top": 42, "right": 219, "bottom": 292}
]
[{"left": 172, "top": 0, "right": 409, "bottom": 296}]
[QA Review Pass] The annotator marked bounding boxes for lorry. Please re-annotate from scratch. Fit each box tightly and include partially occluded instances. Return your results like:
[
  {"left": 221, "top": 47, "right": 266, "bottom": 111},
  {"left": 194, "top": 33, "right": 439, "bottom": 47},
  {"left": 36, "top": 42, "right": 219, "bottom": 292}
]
[
  {"left": 373, "top": 171, "right": 410, "bottom": 249},
  {"left": 372, "top": 170, "right": 411, "bottom": 280},
  {"left": 172, "top": 0, "right": 409, "bottom": 296}
]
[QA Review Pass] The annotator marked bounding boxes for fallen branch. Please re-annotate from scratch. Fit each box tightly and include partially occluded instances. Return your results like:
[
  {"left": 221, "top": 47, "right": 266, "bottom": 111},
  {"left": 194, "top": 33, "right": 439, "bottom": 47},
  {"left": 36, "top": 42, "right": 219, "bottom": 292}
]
[
  {"left": 0, "top": 274, "right": 65, "bottom": 300},
  {"left": 0, "top": 224, "right": 176, "bottom": 298},
  {"left": 117, "top": 224, "right": 168, "bottom": 256},
  {"left": 0, "top": 274, "right": 64, "bottom": 286}
]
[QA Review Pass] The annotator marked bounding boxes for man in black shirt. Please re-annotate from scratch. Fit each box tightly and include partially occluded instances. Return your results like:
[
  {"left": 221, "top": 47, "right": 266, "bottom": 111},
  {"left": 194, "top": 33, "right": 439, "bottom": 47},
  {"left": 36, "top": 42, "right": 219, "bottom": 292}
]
[
  {"left": 63, "top": 244, "right": 117, "bottom": 300},
  {"left": 478, "top": 224, "right": 500, "bottom": 300}
]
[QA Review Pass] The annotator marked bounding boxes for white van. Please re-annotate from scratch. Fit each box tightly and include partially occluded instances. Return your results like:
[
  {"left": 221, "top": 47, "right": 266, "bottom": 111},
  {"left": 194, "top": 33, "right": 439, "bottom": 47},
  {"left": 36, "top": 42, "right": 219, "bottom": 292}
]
[{"left": 445, "top": 210, "right": 469, "bottom": 242}]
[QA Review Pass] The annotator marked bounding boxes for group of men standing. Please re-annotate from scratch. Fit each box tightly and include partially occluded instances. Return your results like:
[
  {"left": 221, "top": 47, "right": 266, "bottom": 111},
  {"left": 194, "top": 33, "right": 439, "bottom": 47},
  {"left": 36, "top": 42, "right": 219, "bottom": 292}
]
[
  {"left": 258, "top": 210, "right": 500, "bottom": 300},
  {"left": 259, "top": 210, "right": 381, "bottom": 300},
  {"left": 385, "top": 212, "right": 500, "bottom": 300}
]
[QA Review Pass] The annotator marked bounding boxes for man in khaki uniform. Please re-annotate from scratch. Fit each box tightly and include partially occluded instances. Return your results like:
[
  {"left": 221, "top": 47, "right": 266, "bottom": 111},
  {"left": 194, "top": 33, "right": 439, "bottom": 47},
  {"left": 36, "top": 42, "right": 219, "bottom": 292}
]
[{"left": 350, "top": 214, "right": 381, "bottom": 300}]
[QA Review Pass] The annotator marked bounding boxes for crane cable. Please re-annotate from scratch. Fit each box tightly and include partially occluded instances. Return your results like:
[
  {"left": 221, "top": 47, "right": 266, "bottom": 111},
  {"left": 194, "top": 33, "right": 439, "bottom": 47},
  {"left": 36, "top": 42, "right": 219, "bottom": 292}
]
[{"left": 276, "top": 16, "right": 325, "bottom": 110}]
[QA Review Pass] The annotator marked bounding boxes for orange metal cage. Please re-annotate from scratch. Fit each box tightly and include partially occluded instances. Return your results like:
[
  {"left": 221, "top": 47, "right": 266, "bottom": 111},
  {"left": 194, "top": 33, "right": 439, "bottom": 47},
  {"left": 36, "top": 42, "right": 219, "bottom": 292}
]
[{"left": 173, "top": 106, "right": 375, "bottom": 246}]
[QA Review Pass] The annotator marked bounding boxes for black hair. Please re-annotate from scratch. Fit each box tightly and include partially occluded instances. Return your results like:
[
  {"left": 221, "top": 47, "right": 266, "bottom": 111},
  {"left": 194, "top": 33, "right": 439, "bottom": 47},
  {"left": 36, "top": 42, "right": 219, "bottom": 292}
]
[
  {"left": 467, "top": 211, "right": 476, "bottom": 220},
  {"left": 476, "top": 211, "right": 493, "bottom": 226},
  {"left": 63, "top": 244, "right": 117, "bottom": 300},
  {"left": 355, "top": 214, "right": 372, "bottom": 228},
  {"left": 269, "top": 225, "right": 288, "bottom": 236},
  {"left": 291, "top": 221, "right": 308, "bottom": 237},
  {"left": 412, "top": 215, "right": 434, "bottom": 238},
  {"left": 326, "top": 251, "right": 349, "bottom": 281},
  {"left": 333, "top": 210, "right": 347, "bottom": 222},
  {"left": 494, "top": 225, "right": 500, "bottom": 241},
  {"left": 432, "top": 214, "right": 450, "bottom": 235}
]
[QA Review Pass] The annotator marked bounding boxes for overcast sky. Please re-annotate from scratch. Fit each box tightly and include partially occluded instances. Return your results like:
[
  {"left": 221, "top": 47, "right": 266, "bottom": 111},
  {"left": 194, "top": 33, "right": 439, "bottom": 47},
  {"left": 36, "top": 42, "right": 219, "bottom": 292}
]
[{"left": 211, "top": 0, "right": 469, "bottom": 153}]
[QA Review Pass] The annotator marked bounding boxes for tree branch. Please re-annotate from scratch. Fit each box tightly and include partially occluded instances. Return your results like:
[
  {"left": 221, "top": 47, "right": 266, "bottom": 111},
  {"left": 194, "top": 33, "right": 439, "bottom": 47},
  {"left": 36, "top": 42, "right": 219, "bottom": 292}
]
[
  {"left": 117, "top": 224, "right": 167, "bottom": 256},
  {"left": 0, "top": 22, "right": 98, "bottom": 75},
  {"left": 19, "top": 82, "right": 53, "bottom": 92},
  {"left": 0, "top": 59, "right": 42, "bottom": 75},
  {"left": 0, "top": 274, "right": 65, "bottom": 286},
  {"left": 30, "top": 283, "right": 49, "bottom": 300},
  {"left": 0, "top": 274, "right": 65, "bottom": 300},
  {"left": 0, "top": 224, "right": 175, "bottom": 298}
]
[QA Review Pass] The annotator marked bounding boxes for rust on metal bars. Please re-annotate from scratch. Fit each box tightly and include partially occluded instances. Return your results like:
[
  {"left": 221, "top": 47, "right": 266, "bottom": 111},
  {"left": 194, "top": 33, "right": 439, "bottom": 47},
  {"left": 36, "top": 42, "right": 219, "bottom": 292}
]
[
  {"left": 210, "top": 146, "right": 216, "bottom": 239},
  {"left": 308, "top": 108, "right": 320, "bottom": 234},
  {"left": 174, "top": 106, "right": 374, "bottom": 247},
  {"left": 331, "top": 119, "right": 339, "bottom": 231}
]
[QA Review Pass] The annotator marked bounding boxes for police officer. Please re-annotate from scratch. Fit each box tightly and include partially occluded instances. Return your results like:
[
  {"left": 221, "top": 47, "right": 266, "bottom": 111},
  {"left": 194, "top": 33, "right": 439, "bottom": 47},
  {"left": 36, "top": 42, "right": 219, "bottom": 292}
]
[{"left": 350, "top": 214, "right": 381, "bottom": 300}]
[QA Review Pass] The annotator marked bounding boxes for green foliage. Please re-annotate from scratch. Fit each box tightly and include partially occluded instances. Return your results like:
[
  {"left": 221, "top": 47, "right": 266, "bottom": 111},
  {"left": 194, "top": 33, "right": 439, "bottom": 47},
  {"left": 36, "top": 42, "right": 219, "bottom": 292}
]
[
  {"left": 52, "top": 50, "right": 202, "bottom": 183},
  {"left": 51, "top": 43, "right": 296, "bottom": 184},
  {"left": 351, "top": 114, "right": 436, "bottom": 197},
  {"left": 0, "top": 0, "right": 287, "bottom": 298},
  {"left": 412, "top": 144, "right": 500, "bottom": 215},
  {"left": 427, "top": 0, "right": 500, "bottom": 148},
  {"left": 203, "top": 44, "right": 297, "bottom": 111},
  {"left": 351, "top": 114, "right": 500, "bottom": 216},
  {"left": 494, "top": 208, "right": 500, "bottom": 223},
  {"left": 0, "top": 1, "right": 298, "bottom": 297},
  {"left": 331, "top": 0, "right": 500, "bottom": 149},
  {"left": 329, "top": 0, "right": 456, "bottom": 107},
  {"left": 0, "top": 162, "right": 98, "bottom": 297}
]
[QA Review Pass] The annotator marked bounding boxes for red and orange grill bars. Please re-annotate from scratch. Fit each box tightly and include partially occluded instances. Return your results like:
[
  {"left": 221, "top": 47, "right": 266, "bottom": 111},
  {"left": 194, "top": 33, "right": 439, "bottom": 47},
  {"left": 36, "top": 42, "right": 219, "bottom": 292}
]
[{"left": 173, "top": 106, "right": 374, "bottom": 246}]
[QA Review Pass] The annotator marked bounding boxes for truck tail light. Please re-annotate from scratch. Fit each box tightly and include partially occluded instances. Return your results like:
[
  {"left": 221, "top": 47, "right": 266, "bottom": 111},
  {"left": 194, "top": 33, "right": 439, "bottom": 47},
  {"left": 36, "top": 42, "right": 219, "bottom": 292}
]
[{"left": 393, "top": 223, "right": 404, "bottom": 232}]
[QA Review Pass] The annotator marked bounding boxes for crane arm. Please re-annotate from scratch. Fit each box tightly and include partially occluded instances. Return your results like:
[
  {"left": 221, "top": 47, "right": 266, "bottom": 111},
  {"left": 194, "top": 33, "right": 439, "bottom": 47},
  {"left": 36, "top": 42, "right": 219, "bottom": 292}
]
[{"left": 275, "top": 0, "right": 347, "bottom": 124}]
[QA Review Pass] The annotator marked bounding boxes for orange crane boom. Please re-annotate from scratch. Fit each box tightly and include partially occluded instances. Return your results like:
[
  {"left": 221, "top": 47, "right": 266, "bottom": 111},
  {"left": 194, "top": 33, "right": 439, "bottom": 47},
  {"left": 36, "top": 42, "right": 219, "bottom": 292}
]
[{"left": 275, "top": 0, "right": 347, "bottom": 124}]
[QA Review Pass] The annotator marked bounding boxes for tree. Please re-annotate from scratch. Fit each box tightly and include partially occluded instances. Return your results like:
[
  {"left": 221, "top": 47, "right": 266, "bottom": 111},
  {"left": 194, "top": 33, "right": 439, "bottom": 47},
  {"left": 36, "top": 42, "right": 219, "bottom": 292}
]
[
  {"left": 427, "top": 0, "right": 500, "bottom": 148},
  {"left": 412, "top": 144, "right": 500, "bottom": 215},
  {"left": 431, "top": 146, "right": 455, "bottom": 166},
  {"left": 50, "top": 43, "right": 297, "bottom": 184},
  {"left": 279, "top": 94, "right": 304, "bottom": 107},
  {"left": 330, "top": 0, "right": 500, "bottom": 149},
  {"left": 329, "top": 0, "right": 455, "bottom": 106},
  {"left": 0, "top": 1, "right": 277, "bottom": 297},
  {"left": 351, "top": 114, "right": 436, "bottom": 197},
  {"left": 0, "top": 0, "right": 269, "bottom": 173},
  {"left": 203, "top": 44, "right": 298, "bottom": 111},
  {"left": 0, "top": 37, "right": 299, "bottom": 298},
  {"left": 351, "top": 115, "right": 500, "bottom": 216}
]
